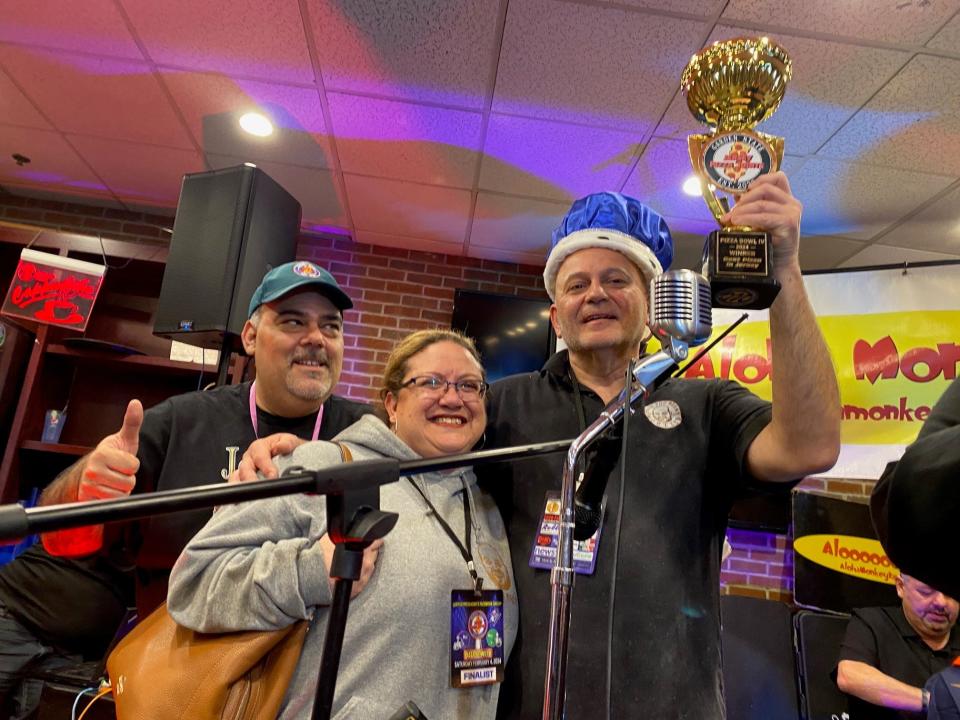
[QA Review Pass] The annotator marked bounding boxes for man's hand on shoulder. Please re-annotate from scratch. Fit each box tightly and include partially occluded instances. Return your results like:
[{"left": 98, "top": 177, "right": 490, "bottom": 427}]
[{"left": 229, "top": 433, "right": 307, "bottom": 483}]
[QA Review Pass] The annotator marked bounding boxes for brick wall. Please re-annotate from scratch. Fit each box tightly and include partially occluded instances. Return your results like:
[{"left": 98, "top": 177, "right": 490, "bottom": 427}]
[
  {"left": 298, "top": 235, "right": 548, "bottom": 404},
  {"left": 0, "top": 189, "right": 871, "bottom": 607}
]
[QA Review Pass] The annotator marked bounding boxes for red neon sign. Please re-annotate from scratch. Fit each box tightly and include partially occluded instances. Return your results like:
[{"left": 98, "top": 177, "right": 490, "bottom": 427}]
[{"left": 2, "top": 249, "right": 105, "bottom": 331}]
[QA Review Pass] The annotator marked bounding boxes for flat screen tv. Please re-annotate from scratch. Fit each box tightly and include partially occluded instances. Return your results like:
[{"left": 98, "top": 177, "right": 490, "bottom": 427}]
[{"left": 451, "top": 290, "right": 554, "bottom": 382}]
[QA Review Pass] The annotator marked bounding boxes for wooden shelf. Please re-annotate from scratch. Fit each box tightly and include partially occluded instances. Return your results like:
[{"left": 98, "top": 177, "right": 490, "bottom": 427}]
[
  {"left": 20, "top": 440, "right": 91, "bottom": 456},
  {"left": 46, "top": 344, "right": 217, "bottom": 375}
]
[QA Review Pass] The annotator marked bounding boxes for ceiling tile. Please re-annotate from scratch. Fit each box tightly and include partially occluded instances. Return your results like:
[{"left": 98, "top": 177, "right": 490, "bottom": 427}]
[
  {"left": 839, "top": 243, "right": 960, "bottom": 268},
  {"left": 306, "top": 0, "right": 501, "bottom": 109},
  {"left": 0, "top": 67, "right": 50, "bottom": 129},
  {"left": 721, "top": 0, "right": 960, "bottom": 45},
  {"left": 0, "top": 0, "right": 143, "bottom": 58},
  {"left": 469, "top": 193, "right": 568, "bottom": 259},
  {"left": 479, "top": 114, "right": 641, "bottom": 202},
  {"left": 354, "top": 229, "right": 464, "bottom": 257},
  {"left": 70, "top": 135, "right": 205, "bottom": 207},
  {"left": 328, "top": 93, "right": 483, "bottom": 187},
  {"left": 343, "top": 174, "right": 472, "bottom": 243},
  {"left": 874, "top": 182, "right": 960, "bottom": 255},
  {"left": 121, "top": 0, "right": 313, "bottom": 83},
  {"left": 617, "top": 0, "right": 726, "bottom": 15},
  {"left": 796, "top": 234, "right": 866, "bottom": 270},
  {"left": 208, "top": 153, "right": 347, "bottom": 229},
  {"left": 816, "top": 54, "right": 960, "bottom": 176},
  {"left": 0, "top": 125, "right": 110, "bottom": 196},
  {"left": 655, "top": 29, "right": 911, "bottom": 156},
  {"left": 493, "top": 0, "right": 708, "bottom": 131},
  {"left": 926, "top": 12, "right": 960, "bottom": 52},
  {"left": 623, "top": 137, "right": 715, "bottom": 224},
  {"left": 162, "top": 70, "right": 331, "bottom": 167},
  {"left": 790, "top": 157, "right": 954, "bottom": 240},
  {"left": 0, "top": 45, "right": 194, "bottom": 149}
]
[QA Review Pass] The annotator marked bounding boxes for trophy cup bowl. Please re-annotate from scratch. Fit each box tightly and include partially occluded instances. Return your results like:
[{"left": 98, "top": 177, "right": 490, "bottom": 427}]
[
  {"left": 682, "top": 37, "right": 791, "bottom": 132},
  {"left": 681, "top": 37, "right": 793, "bottom": 310}
]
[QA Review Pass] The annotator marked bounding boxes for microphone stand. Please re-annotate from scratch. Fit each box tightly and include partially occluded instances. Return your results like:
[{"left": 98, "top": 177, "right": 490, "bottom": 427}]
[
  {"left": 0, "top": 439, "right": 572, "bottom": 720},
  {"left": 542, "top": 337, "right": 690, "bottom": 720}
]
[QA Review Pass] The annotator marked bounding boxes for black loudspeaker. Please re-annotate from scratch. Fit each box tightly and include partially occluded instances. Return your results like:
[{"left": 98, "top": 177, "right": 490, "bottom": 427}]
[
  {"left": 154, "top": 164, "right": 301, "bottom": 349},
  {"left": 794, "top": 610, "right": 853, "bottom": 720},
  {"left": 720, "top": 595, "right": 800, "bottom": 720}
]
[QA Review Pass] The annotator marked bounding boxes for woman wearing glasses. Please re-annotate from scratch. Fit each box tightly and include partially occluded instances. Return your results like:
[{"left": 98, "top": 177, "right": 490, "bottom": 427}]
[{"left": 167, "top": 329, "right": 516, "bottom": 720}]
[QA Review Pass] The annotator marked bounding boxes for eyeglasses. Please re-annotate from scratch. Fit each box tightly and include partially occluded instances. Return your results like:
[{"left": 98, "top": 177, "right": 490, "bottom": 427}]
[{"left": 400, "top": 375, "right": 489, "bottom": 400}]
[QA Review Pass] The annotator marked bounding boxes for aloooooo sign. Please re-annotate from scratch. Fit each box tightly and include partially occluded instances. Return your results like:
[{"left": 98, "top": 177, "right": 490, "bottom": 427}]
[
  {"left": 793, "top": 533, "right": 898, "bottom": 585},
  {"left": 2, "top": 249, "right": 105, "bottom": 331}
]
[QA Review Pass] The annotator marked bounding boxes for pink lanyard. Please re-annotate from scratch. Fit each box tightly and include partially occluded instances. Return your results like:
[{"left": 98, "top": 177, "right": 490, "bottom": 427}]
[{"left": 248, "top": 381, "right": 324, "bottom": 440}]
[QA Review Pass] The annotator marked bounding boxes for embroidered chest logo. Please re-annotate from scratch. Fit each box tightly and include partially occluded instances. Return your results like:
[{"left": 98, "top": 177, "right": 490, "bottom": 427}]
[
  {"left": 220, "top": 446, "right": 240, "bottom": 480},
  {"left": 644, "top": 400, "right": 682, "bottom": 429}
]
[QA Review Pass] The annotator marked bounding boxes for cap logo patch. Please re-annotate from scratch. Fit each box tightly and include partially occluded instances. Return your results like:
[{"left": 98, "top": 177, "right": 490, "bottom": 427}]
[{"left": 292, "top": 261, "right": 322, "bottom": 278}]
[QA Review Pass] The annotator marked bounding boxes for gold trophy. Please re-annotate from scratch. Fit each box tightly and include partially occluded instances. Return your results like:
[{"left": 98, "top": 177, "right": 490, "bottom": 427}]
[{"left": 681, "top": 36, "right": 792, "bottom": 309}]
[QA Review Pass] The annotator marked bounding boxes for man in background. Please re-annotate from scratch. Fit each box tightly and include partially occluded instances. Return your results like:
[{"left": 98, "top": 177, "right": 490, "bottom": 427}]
[{"left": 836, "top": 573, "right": 960, "bottom": 719}]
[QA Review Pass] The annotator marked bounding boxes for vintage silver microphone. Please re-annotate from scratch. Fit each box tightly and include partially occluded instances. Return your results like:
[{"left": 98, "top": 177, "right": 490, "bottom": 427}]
[{"left": 542, "top": 269, "right": 713, "bottom": 720}]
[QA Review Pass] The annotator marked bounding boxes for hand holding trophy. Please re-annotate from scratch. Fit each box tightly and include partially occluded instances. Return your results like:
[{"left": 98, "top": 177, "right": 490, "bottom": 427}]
[{"left": 681, "top": 36, "right": 792, "bottom": 309}]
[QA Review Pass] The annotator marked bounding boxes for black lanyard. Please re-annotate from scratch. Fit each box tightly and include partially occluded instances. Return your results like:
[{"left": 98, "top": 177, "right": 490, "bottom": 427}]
[
  {"left": 570, "top": 370, "right": 589, "bottom": 480},
  {"left": 409, "top": 478, "right": 483, "bottom": 594}
]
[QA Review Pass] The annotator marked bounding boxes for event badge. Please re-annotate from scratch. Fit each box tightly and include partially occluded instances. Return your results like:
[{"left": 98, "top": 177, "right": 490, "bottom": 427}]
[
  {"left": 450, "top": 589, "right": 505, "bottom": 688},
  {"left": 528, "top": 491, "right": 603, "bottom": 575}
]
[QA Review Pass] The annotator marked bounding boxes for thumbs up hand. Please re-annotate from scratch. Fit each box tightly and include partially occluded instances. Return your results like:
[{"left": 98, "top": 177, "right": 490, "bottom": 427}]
[{"left": 78, "top": 399, "right": 143, "bottom": 501}]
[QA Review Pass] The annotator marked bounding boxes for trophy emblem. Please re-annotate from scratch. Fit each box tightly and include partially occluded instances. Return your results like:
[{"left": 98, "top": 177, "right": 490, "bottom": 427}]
[{"left": 681, "top": 36, "right": 792, "bottom": 309}]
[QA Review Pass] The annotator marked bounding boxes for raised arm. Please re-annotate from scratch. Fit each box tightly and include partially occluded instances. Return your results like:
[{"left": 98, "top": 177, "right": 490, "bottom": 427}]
[{"left": 726, "top": 172, "right": 842, "bottom": 481}]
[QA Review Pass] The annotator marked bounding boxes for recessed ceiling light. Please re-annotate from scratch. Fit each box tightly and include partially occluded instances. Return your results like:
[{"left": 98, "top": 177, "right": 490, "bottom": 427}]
[
  {"left": 682, "top": 176, "right": 702, "bottom": 197},
  {"left": 239, "top": 112, "right": 274, "bottom": 137}
]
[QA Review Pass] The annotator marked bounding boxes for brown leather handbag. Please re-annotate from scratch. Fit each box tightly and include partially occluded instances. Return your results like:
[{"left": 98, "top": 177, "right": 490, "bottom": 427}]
[
  {"left": 106, "top": 602, "right": 309, "bottom": 720},
  {"left": 105, "top": 441, "right": 356, "bottom": 719}
]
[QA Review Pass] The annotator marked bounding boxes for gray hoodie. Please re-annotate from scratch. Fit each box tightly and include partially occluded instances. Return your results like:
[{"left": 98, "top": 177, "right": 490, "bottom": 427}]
[{"left": 168, "top": 414, "right": 517, "bottom": 720}]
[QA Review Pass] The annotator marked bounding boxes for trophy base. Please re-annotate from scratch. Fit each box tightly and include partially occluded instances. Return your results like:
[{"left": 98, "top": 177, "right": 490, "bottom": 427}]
[
  {"left": 703, "top": 229, "right": 781, "bottom": 310},
  {"left": 709, "top": 275, "right": 781, "bottom": 310}
]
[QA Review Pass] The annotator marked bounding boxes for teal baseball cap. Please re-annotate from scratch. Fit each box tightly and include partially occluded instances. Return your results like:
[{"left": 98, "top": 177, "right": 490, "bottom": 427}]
[{"left": 248, "top": 261, "right": 353, "bottom": 317}]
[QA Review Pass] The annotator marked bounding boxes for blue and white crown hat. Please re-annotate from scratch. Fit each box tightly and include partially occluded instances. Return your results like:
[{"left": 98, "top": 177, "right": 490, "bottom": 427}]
[{"left": 544, "top": 192, "right": 674, "bottom": 301}]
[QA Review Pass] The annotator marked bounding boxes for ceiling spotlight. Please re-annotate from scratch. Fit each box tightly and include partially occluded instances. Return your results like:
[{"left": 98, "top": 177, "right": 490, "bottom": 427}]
[
  {"left": 239, "top": 112, "right": 274, "bottom": 137},
  {"left": 682, "top": 176, "right": 702, "bottom": 197}
]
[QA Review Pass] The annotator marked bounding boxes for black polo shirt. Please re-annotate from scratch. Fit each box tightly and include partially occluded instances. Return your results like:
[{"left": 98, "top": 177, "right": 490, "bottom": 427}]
[
  {"left": 481, "top": 350, "right": 772, "bottom": 720},
  {"left": 837, "top": 606, "right": 960, "bottom": 720}
]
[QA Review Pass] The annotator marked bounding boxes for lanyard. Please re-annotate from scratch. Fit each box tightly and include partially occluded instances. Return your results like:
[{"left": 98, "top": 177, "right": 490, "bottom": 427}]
[
  {"left": 570, "top": 370, "right": 589, "bottom": 480},
  {"left": 248, "top": 381, "right": 325, "bottom": 441},
  {"left": 409, "top": 478, "right": 483, "bottom": 594}
]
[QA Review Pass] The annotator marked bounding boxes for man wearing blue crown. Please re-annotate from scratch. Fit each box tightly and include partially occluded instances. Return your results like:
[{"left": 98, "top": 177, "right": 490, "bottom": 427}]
[{"left": 483, "top": 172, "right": 840, "bottom": 718}]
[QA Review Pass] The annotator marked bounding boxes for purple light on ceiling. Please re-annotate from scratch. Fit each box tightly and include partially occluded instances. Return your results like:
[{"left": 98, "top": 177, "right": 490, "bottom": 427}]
[{"left": 14, "top": 170, "right": 107, "bottom": 192}]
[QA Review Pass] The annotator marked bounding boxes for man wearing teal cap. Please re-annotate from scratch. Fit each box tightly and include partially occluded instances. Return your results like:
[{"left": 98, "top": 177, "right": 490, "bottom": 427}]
[
  {"left": 0, "top": 261, "right": 372, "bottom": 715},
  {"left": 483, "top": 173, "right": 841, "bottom": 718}
]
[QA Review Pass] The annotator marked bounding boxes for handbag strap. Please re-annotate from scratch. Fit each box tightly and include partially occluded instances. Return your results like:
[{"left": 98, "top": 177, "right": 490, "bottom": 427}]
[{"left": 333, "top": 441, "right": 353, "bottom": 463}]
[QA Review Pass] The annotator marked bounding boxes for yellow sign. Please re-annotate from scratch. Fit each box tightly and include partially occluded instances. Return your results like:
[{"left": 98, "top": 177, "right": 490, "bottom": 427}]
[
  {"left": 664, "top": 310, "right": 960, "bottom": 445},
  {"left": 793, "top": 533, "right": 898, "bottom": 585}
]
